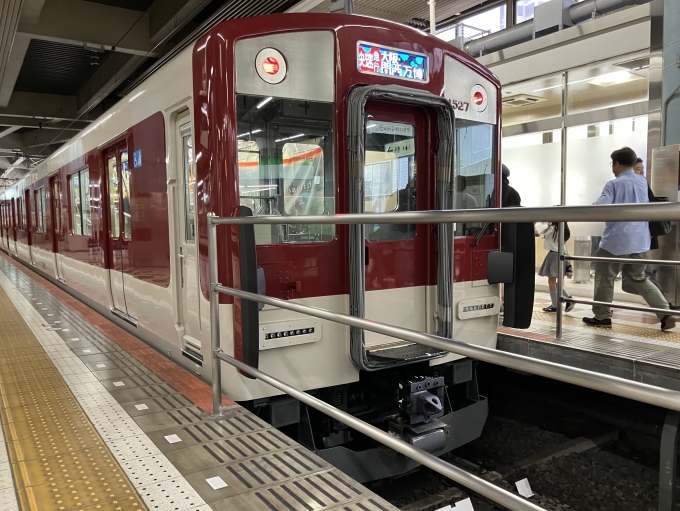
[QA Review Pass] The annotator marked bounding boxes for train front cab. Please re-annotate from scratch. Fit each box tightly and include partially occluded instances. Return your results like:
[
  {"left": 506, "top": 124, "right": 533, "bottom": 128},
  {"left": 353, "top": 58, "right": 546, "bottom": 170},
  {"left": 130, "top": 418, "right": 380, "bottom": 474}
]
[{"left": 194, "top": 14, "right": 517, "bottom": 482}]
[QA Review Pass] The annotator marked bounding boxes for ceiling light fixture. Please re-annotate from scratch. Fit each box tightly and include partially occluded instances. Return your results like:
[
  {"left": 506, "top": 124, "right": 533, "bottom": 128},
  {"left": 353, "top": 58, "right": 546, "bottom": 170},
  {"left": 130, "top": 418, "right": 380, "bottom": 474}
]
[
  {"left": 256, "top": 97, "right": 273, "bottom": 109},
  {"left": 532, "top": 84, "right": 561, "bottom": 93}
]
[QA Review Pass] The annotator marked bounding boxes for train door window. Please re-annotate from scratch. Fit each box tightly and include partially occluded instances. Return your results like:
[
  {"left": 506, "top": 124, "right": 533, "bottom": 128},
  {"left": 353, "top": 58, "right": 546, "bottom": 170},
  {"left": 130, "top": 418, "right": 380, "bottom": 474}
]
[
  {"left": 182, "top": 130, "right": 195, "bottom": 242},
  {"left": 53, "top": 180, "right": 61, "bottom": 232},
  {"left": 16, "top": 197, "right": 24, "bottom": 231},
  {"left": 33, "top": 191, "right": 39, "bottom": 231},
  {"left": 453, "top": 120, "right": 495, "bottom": 237},
  {"left": 17, "top": 197, "right": 23, "bottom": 230},
  {"left": 35, "top": 188, "right": 46, "bottom": 233},
  {"left": 107, "top": 156, "right": 120, "bottom": 238},
  {"left": 235, "top": 95, "right": 334, "bottom": 244},
  {"left": 364, "top": 121, "right": 417, "bottom": 241},
  {"left": 120, "top": 151, "right": 131, "bottom": 239},
  {"left": 70, "top": 169, "right": 91, "bottom": 236}
]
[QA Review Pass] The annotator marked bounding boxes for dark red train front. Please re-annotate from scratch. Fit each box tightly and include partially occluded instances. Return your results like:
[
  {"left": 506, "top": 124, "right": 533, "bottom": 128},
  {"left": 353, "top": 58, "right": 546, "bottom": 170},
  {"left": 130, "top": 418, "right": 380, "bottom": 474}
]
[
  {"left": 192, "top": 13, "right": 505, "bottom": 481},
  {"left": 0, "top": 12, "right": 522, "bottom": 483}
]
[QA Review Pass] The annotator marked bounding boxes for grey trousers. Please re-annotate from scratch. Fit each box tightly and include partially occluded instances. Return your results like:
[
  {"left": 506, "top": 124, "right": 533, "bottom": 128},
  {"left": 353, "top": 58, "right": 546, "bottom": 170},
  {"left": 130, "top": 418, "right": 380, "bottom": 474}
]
[{"left": 593, "top": 248, "right": 670, "bottom": 320}]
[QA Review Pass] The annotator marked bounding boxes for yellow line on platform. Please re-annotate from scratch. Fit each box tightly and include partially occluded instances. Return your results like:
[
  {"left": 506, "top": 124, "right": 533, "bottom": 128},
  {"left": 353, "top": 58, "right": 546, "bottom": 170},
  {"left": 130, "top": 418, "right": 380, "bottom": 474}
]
[{"left": 0, "top": 285, "right": 147, "bottom": 511}]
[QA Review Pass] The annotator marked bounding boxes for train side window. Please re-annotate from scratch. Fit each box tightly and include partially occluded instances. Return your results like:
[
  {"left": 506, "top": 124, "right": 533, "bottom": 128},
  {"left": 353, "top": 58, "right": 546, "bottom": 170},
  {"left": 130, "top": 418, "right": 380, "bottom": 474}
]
[
  {"left": 53, "top": 181, "right": 61, "bottom": 232},
  {"left": 182, "top": 129, "right": 195, "bottom": 242},
  {"left": 69, "top": 169, "right": 91, "bottom": 236},
  {"left": 235, "top": 94, "right": 335, "bottom": 245},
  {"left": 17, "top": 197, "right": 24, "bottom": 230},
  {"left": 364, "top": 121, "right": 417, "bottom": 242},
  {"left": 33, "top": 191, "right": 39, "bottom": 231},
  {"left": 35, "top": 188, "right": 46, "bottom": 233},
  {"left": 453, "top": 120, "right": 495, "bottom": 237},
  {"left": 121, "top": 151, "right": 131, "bottom": 240},
  {"left": 107, "top": 156, "right": 120, "bottom": 238}
]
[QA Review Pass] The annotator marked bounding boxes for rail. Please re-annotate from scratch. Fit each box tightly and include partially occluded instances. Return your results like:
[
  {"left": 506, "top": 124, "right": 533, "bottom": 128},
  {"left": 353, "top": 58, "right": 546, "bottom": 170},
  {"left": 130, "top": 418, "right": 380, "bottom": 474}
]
[{"left": 206, "top": 202, "right": 680, "bottom": 511}]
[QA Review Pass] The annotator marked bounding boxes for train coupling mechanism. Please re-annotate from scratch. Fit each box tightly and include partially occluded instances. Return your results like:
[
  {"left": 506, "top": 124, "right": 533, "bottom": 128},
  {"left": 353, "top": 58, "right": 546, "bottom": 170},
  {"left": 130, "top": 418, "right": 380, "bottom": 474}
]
[
  {"left": 389, "top": 375, "right": 449, "bottom": 452},
  {"left": 398, "top": 375, "right": 445, "bottom": 424}
]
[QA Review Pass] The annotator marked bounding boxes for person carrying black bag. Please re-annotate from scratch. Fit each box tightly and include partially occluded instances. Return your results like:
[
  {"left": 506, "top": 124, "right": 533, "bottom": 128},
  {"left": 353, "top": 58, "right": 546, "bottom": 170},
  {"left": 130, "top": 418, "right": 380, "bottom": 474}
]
[{"left": 621, "top": 159, "right": 677, "bottom": 308}]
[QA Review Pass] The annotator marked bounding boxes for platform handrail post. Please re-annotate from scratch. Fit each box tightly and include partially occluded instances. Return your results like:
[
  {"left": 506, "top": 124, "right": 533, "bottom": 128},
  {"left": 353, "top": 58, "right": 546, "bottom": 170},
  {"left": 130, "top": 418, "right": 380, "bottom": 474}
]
[
  {"left": 207, "top": 212, "right": 224, "bottom": 417},
  {"left": 659, "top": 410, "right": 680, "bottom": 511},
  {"left": 556, "top": 221, "right": 565, "bottom": 340}
]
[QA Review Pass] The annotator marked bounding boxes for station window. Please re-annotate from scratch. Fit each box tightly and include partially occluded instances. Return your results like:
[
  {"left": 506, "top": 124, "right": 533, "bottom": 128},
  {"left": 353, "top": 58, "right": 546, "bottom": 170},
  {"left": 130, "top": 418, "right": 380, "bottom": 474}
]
[
  {"left": 438, "top": 4, "right": 507, "bottom": 42},
  {"left": 364, "top": 121, "right": 417, "bottom": 241},
  {"left": 235, "top": 95, "right": 335, "bottom": 245},
  {"left": 454, "top": 120, "right": 496, "bottom": 237},
  {"left": 567, "top": 55, "right": 649, "bottom": 116},
  {"left": 182, "top": 127, "right": 196, "bottom": 242},
  {"left": 70, "top": 169, "right": 91, "bottom": 236},
  {"left": 35, "top": 188, "right": 46, "bottom": 233}
]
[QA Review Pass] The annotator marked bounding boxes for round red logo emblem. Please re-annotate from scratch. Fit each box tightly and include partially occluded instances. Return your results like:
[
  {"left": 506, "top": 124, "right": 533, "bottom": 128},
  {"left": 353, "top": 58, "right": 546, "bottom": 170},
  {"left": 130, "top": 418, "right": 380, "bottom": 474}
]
[{"left": 262, "top": 57, "right": 280, "bottom": 75}]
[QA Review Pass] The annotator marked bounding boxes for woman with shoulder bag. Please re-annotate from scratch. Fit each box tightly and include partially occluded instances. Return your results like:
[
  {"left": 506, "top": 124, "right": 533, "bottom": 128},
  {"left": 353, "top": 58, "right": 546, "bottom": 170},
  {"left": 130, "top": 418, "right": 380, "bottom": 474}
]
[{"left": 537, "top": 222, "right": 575, "bottom": 313}]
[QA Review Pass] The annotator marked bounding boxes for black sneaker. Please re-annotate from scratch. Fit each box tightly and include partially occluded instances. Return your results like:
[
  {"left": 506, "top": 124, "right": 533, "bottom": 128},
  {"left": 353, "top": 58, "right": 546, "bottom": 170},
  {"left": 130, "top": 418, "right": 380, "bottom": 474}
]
[
  {"left": 542, "top": 306, "right": 557, "bottom": 313},
  {"left": 661, "top": 315, "right": 677, "bottom": 332},
  {"left": 582, "top": 317, "right": 612, "bottom": 328},
  {"left": 565, "top": 300, "right": 575, "bottom": 313}
]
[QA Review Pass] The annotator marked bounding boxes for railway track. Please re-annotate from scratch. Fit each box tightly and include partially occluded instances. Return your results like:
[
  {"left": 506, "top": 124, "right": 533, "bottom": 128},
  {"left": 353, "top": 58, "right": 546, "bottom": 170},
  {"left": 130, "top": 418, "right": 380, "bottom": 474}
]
[{"left": 367, "top": 363, "right": 680, "bottom": 511}]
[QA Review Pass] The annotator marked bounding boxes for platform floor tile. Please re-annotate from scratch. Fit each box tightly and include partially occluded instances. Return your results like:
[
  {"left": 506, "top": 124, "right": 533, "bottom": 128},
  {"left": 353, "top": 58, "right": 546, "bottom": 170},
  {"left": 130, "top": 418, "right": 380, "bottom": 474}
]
[
  {"left": 0, "top": 253, "right": 399, "bottom": 510},
  {"left": 0, "top": 281, "right": 146, "bottom": 510}
]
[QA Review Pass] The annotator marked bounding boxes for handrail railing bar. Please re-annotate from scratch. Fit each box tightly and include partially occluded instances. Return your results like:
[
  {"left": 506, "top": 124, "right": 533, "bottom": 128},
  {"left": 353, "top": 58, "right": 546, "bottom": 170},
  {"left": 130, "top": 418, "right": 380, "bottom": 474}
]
[
  {"left": 561, "top": 298, "right": 680, "bottom": 317},
  {"left": 213, "top": 284, "right": 680, "bottom": 413},
  {"left": 216, "top": 350, "right": 545, "bottom": 511},
  {"left": 556, "top": 221, "right": 565, "bottom": 339},
  {"left": 209, "top": 203, "right": 680, "bottom": 226},
  {"left": 564, "top": 255, "right": 680, "bottom": 267}
]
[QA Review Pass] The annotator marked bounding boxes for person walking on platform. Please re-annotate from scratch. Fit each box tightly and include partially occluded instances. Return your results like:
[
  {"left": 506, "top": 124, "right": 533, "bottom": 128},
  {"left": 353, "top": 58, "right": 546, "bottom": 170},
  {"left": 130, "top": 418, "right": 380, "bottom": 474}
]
[
  {"left": 583, "top": 147, "right": 676, "bottom": 331},
  {"left": 537, "top": 222, "right": 575, "bottom": 313},
  {"left": 622, "top": 158, "right": 680, "bottom": 309}
]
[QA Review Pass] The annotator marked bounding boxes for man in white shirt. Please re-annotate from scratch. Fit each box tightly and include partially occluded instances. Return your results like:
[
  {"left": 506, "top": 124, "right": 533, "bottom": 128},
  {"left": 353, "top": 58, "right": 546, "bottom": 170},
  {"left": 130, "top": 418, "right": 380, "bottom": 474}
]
[{"left": 582, "top": 147, "right": 675, "bottom": 331}]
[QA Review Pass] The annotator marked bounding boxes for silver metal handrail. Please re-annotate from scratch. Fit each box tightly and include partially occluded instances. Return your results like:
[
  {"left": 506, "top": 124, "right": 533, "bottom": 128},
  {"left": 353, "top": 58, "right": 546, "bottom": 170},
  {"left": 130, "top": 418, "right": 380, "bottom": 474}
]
[
  {"left": 215, "top": 285, "right": 680, "bottom": 412},
  {"left": 565, "top": 255, "right": 680, "bottom": 267},
  {"left": 206, "top": 203, "right": 680, "bottom": 511},
  {"left": 215, "top": 350, "right": 544, "bottom": 511},
  {"left": 212, "top": 202, "right": 680, "bottom": 225}
]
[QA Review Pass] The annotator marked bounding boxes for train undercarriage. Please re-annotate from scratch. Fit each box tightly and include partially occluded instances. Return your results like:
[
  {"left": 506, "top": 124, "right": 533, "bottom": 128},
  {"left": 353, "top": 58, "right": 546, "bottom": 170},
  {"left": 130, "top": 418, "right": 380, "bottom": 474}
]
[{"left": 243, "top": 359, "right": 488, "bottom": 483}]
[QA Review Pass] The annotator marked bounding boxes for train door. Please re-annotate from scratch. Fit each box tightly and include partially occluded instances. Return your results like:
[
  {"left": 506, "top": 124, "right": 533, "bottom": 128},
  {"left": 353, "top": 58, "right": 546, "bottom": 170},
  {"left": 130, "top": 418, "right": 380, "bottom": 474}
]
[
  {"left": 24, "top": 189, "right": 34, "bottom": 264},
  {"left": 10, "top": 197, "right": 17, "bottom": 255},
  {"left": 359, "top": 103, "right": 434, "bottom": 353},
  {"left": 0, "top": 202, "right": 6, "bottom": 251},
  {"left": 4, "top": 201, "right": 11, "bottom": 252},
  {"left": 50, "top": 175, "right": 66, "bottom": 282},
  {"left": 176, "top": 117, "right": 201, "bottom": 350},
  {"left": 105, "top": 145, "right": 133, "bottom": 320}
]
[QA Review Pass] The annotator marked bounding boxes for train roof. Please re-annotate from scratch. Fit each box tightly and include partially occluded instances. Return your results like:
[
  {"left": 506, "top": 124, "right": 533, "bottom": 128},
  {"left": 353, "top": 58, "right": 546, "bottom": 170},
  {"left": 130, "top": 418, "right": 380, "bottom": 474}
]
[{"left": 2, "top": 12, "right": 499, "bottom": 199}]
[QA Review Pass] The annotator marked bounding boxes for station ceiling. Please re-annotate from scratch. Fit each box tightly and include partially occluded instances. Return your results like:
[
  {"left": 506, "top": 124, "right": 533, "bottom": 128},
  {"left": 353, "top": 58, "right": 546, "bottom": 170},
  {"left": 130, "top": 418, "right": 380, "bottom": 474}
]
[{"left": 0, "top": 0, "right": 481, "bottom": 183}]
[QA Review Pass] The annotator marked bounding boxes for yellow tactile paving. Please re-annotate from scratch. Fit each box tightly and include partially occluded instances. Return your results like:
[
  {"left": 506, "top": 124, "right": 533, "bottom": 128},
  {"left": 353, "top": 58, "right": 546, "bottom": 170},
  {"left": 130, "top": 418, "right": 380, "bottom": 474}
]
[{"left": 0, "top": 285, "right": 147, "bottom": 511}]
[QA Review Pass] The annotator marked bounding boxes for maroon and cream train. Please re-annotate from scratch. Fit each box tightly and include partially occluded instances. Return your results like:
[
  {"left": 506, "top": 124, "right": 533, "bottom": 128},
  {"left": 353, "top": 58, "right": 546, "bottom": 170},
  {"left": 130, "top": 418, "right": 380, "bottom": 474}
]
[{"left": 0, "top": 13, "right": 512, "bottom": 480}]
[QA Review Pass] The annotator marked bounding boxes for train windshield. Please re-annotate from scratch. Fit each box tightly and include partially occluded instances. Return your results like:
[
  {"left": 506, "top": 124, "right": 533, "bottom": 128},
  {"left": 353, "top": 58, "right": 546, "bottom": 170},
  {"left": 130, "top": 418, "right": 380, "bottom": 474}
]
[
  {"left": 453, "top": 119, "right": 495, "bottom": 237},
  {"left": 235, "top": 95, "right": 334, "bottom": 245}
]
